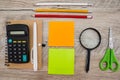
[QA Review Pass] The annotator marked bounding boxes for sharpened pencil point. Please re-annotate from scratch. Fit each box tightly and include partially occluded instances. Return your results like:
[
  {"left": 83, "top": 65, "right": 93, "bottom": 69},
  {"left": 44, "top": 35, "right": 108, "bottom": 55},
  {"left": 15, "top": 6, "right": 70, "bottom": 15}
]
[{"left": 31, "top": 15, "right": 35, "bottom": 17}]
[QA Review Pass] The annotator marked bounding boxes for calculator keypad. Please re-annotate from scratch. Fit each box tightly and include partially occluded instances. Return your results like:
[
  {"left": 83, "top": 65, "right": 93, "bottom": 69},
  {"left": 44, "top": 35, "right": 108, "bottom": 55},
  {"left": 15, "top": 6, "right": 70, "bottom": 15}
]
[{"left": 8, "top": 39, "right": 28, "bottom": 63}]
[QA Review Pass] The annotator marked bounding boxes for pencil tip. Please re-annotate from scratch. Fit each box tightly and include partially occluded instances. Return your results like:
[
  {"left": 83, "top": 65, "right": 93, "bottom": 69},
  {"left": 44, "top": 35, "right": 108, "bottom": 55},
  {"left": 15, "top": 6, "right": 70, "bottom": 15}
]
[
  {"left": 88, "top": 10, "right": 92, "bottom": 13},
  {"left": 88, "top": 3, "right": 93, "bottom": 6},
  {"left": 31, "top": 15, "right": 35, "bottom": 17}
]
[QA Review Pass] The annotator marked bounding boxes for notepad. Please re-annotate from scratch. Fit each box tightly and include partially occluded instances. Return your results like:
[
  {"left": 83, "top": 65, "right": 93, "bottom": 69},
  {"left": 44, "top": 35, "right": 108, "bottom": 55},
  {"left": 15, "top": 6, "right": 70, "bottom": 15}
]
[
  {"left": 4, "top": 20, "right": 42, "bottom": 70},
  {"left": 48, "top": 48, "right": 74, "bottom": 75},
  {"left": 48, "top": 21, "right": 74, "bottom": 47}
]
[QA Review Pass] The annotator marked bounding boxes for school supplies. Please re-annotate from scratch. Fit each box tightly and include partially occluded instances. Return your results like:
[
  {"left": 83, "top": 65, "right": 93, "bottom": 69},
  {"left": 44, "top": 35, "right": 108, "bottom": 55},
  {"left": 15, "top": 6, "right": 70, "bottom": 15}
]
[
  {"left": 35, "top": 8, "right": 91, "bottom": 13},
  {"left": 48, "top": 21, "right": 75, "bottom": 75},
  {"left": 33, "top": 14, "right": 93, "bottom": 19},
  {"left": 6, "top": 24, "right": 30, "bottom": 63},
  {"left": 35, "top": 2, "right": 93, "bottom": 6},
  {"left": 32, "top": 22, "right": 38, "bottom": 71},
  {"left": 79, "top": 28, "right": 101, "bottom": 72},
  {"left": 5, "top": 20, "right": 42, "bottom": 70},
  {"left": 48, "top": 21, "right": 74, "bottom": 47},
  {"left": 0, "top": 8, "right": 91, "bottom": 13},
  {"left": 99, "top": 27, "right": 120, "bottom": 72},
  {"left": 48, "top": 48, "right": 75, "bottom": 75}
]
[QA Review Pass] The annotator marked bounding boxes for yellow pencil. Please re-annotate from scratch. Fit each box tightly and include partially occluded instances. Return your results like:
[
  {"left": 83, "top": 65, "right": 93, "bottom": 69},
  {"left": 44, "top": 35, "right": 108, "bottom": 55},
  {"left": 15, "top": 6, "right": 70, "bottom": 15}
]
[
  {"left": 34, "top": 8, "right": 91, "bottom": 13},
  {"left": 0, "top": 8, "right": 91, "bottom": 13}
]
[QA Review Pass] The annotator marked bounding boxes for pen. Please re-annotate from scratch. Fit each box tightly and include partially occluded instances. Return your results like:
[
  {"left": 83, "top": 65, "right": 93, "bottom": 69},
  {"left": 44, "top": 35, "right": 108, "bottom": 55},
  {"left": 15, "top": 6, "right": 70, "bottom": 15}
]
[
  {"left": 33, "top": 14, "right": 93, "bottom": 19},
  {"left": 33, "top": 22, "right": 38, "bottom": 71},
  {"left": 35, "top": 2, "right": 93, "bottom": 6}
]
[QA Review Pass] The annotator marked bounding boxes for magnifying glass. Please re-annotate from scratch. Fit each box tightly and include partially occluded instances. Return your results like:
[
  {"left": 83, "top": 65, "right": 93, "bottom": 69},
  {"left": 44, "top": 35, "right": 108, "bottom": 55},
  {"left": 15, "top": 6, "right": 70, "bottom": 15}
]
[{"left": 79, "top": 28, "right": 101, "bottom": 72}]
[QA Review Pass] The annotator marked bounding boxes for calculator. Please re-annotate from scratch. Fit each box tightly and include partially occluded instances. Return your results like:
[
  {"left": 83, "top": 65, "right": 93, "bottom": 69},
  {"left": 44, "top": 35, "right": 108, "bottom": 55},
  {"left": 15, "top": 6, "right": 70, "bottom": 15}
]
[{"left": 6, "top": 24, "right": 29, "bottom": 63}]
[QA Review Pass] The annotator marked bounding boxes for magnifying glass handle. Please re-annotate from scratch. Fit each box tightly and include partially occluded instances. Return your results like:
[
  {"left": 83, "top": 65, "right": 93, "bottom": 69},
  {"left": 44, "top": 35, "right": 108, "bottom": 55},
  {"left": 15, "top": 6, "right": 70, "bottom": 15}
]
[{"left": 86, "top": 50, "right": 91, "bottom": 73}]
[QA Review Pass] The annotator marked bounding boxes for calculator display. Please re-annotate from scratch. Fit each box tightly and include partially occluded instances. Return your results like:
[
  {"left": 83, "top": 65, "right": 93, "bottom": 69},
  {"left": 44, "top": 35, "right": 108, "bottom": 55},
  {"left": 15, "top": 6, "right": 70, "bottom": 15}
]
[{"left": 10, "top": 31, "right": 25, "bottom": 35}]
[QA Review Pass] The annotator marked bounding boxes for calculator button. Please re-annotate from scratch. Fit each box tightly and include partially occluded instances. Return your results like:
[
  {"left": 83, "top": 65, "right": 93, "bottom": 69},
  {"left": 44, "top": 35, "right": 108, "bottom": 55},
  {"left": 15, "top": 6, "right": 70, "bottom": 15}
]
[
  {"left": 8, "top": 44, "right": 12, "bottom": 47},
  {"left": 13, "top": 44, "right": 17, "bottom": 47},
  {"left": 18, "top": 52, "right": 21, "bottom": 54},
  {"left": 9, "top": 48, "right": 12, "bottom": 51},
  {"left": 22, "top": 41, "right": 26, "bottom": 43},
  {"left": 14, "top": 52, "right": 16, "bottom": 54},
  {"left": 10, "top": 59, "right": 13, "bottom": 62},
  {"left": 19, "top": 59, "right": 21, "bottom": 61},
  {"left": 23, "top": 52, "right": 26, "bottom": 54},
  {"left": 13, "top": 41, "right": 17, "bottom": 43},
  {"left": 9, "top": 52, "right": 12, "bottom": 54},
  {"left": 8, "top": 39, "right": 12, "bottom": 43},
  {"left": 13, "top": 48, "right": 17, "bottom": 51},
  {"left": 14, "top": 55, "right": 17, "bottom": 58},
  {"left": 14, "top": 59, "right": 17, "bottom": 61},
  {"left": 18, "top": 48, "right": 21, "bottom": 51},
  {"left": 18, "top": 44, "right": 21, "bottom": 47},
  {"left": 23, "top": 48, "right": 26, "bottom": 51},
  {"left": 18, "top": 56, "right": 21, "bottom": 58},
  {"left": 22, "top": 44, "right": 26, "bottom": 47},
  {"left": 18, "top": 41, "right": 22, "bottom": 43},
  {"left": 10, "top": 55, "right": 12, "bottom": 58},
  {"left": 22, "top": 54, "right": 27, "bottom": 62}
]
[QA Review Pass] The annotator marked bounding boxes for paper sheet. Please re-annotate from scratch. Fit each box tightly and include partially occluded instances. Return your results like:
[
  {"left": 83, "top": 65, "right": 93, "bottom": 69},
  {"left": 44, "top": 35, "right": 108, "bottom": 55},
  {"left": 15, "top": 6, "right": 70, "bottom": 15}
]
[
  {"left": 48, "top": 48, "right": 74, "bottom": 75},
  {"left": 48, "top": 21, "right": 74, "bottom": 47}
]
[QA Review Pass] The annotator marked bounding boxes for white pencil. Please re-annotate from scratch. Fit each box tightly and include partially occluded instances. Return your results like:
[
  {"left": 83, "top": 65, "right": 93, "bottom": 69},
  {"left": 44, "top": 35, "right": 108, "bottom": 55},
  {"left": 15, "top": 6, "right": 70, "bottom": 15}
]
[
  {"left": 33, "top": 22, "right": 38, "bottom": 71},
  {"left": 35, "top": 2, "right": 93, "bottom": 6}
]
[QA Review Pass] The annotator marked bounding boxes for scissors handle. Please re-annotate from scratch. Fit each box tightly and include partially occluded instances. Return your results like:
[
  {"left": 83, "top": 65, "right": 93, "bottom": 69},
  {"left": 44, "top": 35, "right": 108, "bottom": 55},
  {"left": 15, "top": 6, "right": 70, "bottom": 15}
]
[
  {"left": 99, "top": 48, "right": 110, "bottom": 71},
  {"left": 99, "top": 48, "right": 120, "bottom": 71},
  {"left": 110, "top": 49, "right": 120, "bottom": 71}
]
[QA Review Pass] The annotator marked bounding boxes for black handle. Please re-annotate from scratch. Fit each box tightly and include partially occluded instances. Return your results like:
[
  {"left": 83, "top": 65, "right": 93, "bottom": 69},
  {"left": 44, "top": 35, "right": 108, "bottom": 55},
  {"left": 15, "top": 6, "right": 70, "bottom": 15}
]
[{"left": 86, "top": 50, "right": 91, "bottom": 73}]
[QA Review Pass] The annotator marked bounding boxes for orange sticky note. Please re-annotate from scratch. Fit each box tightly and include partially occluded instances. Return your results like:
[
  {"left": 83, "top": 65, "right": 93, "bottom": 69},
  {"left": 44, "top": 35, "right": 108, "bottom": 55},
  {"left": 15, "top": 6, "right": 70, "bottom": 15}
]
[{"left": 48, "top": 21, "right": 74, "bottom": 47}]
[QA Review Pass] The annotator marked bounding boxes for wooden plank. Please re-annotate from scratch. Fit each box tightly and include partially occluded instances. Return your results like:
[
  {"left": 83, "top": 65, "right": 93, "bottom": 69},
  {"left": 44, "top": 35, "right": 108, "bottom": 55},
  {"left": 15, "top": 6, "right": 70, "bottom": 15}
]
[{"left": 0, "top": 0, "right": 120, "bottom": 80}]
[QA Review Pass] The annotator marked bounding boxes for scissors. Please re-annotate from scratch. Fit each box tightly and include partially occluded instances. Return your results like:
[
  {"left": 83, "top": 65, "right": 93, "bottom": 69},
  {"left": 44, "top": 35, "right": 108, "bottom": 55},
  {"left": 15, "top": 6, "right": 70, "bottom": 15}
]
[{"left": 99, "top": 27, "right": 120, "bottom": 72}]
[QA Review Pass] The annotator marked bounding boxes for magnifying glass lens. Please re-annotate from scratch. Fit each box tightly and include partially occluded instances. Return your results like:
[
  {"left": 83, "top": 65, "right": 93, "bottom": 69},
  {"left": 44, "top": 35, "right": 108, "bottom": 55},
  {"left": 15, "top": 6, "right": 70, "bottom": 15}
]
[{"left": 80, "top": 29, "right": 100, "bottom": 49}]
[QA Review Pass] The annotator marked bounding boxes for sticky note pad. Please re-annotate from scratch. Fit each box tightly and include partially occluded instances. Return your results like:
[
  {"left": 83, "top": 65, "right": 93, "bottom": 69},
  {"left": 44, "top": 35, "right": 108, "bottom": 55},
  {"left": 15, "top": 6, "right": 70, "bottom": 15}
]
[
  {"left": 48, "top": 21, "right": 74, "bottom": 47},
  {"left": 48, "top": 48, "right": 74, "bottom": 75}
]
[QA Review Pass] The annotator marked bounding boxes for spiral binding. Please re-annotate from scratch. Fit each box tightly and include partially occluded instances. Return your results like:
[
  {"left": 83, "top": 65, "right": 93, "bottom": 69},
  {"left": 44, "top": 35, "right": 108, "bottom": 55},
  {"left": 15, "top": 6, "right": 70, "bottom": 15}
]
[
  {"left": 5, "top": 36, "right": 9, "bottom": 66},
  {"left": 4, "top": 21, "right": 11, "bottom": 66}
]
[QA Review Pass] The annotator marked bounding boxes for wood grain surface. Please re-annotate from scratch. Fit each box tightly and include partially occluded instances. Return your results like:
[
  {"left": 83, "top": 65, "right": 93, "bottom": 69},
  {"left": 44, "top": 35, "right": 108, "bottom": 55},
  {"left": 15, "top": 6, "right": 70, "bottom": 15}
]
[{"left": 0, "top": 0, "right": 120, "bottom": 80}]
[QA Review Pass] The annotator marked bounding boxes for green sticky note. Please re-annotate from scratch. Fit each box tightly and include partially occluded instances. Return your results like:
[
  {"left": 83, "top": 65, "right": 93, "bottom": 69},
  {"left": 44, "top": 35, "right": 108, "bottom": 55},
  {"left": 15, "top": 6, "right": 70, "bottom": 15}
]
[{"left": 48, "top": 48, "right": 74, "bottom": 75}]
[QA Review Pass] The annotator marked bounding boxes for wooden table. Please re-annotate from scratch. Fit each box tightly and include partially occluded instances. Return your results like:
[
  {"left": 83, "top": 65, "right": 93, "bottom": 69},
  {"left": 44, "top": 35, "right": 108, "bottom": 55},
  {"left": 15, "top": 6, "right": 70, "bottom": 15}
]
[{"left": 0, "top": 0, "right": 120, "bottom": 80}]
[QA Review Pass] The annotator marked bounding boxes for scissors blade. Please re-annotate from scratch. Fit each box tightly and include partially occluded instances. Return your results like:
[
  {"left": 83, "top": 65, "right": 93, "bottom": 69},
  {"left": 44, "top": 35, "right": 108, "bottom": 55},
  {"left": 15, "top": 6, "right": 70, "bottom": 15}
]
[{"left": 109, "top": 27, "right": 113, "bottom": 49}]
